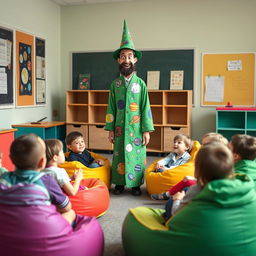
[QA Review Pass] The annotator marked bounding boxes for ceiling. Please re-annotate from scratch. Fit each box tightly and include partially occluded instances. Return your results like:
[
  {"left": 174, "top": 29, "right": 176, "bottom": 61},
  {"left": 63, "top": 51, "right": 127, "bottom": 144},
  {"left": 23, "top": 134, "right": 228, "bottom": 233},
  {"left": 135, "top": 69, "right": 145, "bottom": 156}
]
[{"left": 50, "top": 0, "right": 132, "bottom": 5}]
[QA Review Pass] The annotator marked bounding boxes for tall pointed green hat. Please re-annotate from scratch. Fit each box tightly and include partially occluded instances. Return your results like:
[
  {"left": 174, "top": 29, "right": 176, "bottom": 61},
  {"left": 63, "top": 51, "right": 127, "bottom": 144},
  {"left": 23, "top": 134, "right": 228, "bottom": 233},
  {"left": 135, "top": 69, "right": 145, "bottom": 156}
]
[{"left": 113, "top": 20, "right": 142, "bottom": 60}]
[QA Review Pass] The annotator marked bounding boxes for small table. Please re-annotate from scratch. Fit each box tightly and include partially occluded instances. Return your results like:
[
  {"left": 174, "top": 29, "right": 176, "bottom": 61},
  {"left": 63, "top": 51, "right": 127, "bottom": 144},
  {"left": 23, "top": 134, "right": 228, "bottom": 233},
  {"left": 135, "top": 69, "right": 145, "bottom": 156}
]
[
  {"left": 0, "top": 128, "right": 17, "bottom": 170},
  {"left": 12, "top": 121, "right": 66, "bottom": 148}
]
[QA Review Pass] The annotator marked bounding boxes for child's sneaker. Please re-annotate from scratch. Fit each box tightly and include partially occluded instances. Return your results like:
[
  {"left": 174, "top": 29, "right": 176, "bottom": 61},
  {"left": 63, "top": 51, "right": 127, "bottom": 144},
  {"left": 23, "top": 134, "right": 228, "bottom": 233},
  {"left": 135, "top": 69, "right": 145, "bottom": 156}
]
[{"left": 151, "top": 192, "right": 169, "bottom": 200}]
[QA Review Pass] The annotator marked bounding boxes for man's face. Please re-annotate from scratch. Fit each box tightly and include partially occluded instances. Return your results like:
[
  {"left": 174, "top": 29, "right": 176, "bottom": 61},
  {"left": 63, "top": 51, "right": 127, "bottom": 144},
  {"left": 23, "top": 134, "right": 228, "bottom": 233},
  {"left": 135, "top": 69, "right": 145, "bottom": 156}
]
[{"left": 118, "top": 49, "right": 137, "bottom": 77}]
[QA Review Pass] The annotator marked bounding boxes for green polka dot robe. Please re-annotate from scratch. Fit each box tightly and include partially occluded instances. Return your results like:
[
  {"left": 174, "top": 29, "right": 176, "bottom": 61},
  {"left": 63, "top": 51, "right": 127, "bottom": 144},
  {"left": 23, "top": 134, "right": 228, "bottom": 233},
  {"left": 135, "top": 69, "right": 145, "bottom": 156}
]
[{"left": 105, "top": 73, "right": 154, "bottom": 188}]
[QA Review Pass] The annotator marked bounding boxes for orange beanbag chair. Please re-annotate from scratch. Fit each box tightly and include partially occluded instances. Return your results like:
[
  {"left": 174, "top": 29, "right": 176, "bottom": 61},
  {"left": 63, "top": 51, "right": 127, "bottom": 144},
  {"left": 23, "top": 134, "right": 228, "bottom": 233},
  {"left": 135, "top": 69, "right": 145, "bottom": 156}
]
[
  {"left": 145, "top": 141, "right": 201, "bottom": 194},
  {"left": 59, "top": 152, "right": 111, "bottom": 188},
  {"left": 69, "top": 178, "right": 110, "bottom": 218}
]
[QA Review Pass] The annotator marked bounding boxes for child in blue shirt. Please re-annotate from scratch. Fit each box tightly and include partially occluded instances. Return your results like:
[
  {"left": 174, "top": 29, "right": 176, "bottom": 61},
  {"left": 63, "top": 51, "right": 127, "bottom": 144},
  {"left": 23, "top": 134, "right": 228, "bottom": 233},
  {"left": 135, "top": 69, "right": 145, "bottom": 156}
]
[
  {"left": 0, "top": 133, "right": 76, "bottom": 225},
  {"left": 155, "top": 134, "right": 192, "bottom": 172}
]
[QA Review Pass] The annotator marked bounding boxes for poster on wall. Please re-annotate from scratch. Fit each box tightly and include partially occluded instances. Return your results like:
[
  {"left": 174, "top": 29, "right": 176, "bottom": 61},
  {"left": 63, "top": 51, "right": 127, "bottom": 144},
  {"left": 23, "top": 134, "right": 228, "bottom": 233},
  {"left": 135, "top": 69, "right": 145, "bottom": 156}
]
[
  {"left": 0, "top": 26, "right": 14, "bottom": 107},
  {"left": 35, "top": 37, "right": 46, "bottom": 104},
  {"left": 16, "top": 30, "right": 34, "bottom": 107},
  {"left": 19, "top": 42, "right": 32, "bottom": 95}
]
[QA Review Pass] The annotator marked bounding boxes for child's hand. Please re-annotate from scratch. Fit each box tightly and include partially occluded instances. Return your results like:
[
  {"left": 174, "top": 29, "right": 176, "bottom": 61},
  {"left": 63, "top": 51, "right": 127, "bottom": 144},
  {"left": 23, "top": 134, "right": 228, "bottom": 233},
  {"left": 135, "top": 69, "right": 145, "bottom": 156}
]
[
  {"left": 183, "top": 176, "right": 197, "bottom": 181},
  {"left": 156, "top": 162, "right": 164, "bottom": 169},
  {"left": 74, "top": 168, "right": 83, "bottom": 181},
  {"left": 95, "top": 159, "right": 104, "bottom": 166},
  {"left": 172, "top": 191, "right": 185, "bottom": 201}
]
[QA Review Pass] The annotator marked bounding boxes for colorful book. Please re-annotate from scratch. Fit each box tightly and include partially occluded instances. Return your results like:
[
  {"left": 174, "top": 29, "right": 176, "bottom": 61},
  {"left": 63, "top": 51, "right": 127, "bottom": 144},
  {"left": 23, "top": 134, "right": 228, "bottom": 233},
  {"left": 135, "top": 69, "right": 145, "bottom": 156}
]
[{"left": 78, "top": 73, "right": 90, "bottom": 90}]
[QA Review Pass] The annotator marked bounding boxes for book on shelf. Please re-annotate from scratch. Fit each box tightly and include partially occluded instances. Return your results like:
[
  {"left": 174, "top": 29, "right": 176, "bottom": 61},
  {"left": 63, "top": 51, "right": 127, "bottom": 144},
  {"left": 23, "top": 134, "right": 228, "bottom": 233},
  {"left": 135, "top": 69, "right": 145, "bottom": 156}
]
[{"left": 78, "top": 73, "right": 90, "bottom": 90}]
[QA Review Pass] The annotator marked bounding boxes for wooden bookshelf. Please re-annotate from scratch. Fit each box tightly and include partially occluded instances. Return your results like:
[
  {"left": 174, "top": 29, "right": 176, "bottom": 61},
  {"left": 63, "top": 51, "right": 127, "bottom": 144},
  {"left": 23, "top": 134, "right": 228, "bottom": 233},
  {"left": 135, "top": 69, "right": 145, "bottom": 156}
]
[{"left": 66, "top": 90, "right": 192, "bottom": 152}]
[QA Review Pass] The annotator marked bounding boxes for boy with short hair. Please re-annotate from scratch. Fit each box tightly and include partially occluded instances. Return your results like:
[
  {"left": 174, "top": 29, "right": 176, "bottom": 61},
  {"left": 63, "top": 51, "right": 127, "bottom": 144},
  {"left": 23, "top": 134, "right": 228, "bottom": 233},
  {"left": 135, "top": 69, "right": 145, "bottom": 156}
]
[
  {"left": 0, "top": 133, "right": 75, "bottom": 224},
  {"left": 229, "top": 134, "right": 256, "bottom": 184},
  {"left": 155, "top": 134, "right": 192, "bottom": 173},
  {"left": 43, "top": 139, "right": 85, "bottom": 196},
  {"left": 66, "top": 131, "right": 104, "bottom": 168}
]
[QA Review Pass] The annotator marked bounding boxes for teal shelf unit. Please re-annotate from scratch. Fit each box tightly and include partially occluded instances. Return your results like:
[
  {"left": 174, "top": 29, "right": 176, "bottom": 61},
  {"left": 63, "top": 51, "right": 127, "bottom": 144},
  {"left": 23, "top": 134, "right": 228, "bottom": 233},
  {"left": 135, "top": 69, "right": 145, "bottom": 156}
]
[
  {"left": 216, "top": 108, "right": 256, "bottom": 140},
  {"left": 12, "top": 122, "right": 66, "bottom": 150}
]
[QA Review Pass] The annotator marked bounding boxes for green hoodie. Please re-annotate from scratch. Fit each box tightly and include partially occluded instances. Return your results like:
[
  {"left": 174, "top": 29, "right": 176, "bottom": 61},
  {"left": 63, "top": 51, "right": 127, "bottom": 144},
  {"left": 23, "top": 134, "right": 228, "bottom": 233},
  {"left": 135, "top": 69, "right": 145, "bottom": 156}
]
[
  {"left": 123, "top": 174, "right": 256, "bottom": 256},
  {"left": 235, "top": 159, "right": 256, "bottom": 185}
]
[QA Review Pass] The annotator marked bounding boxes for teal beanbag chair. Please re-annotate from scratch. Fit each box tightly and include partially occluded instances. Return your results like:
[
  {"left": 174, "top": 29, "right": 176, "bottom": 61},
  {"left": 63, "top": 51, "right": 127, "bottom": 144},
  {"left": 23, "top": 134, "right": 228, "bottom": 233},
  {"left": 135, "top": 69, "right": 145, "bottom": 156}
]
[{"left": 122, "top": 174, "right": 256, "bottom": 256}]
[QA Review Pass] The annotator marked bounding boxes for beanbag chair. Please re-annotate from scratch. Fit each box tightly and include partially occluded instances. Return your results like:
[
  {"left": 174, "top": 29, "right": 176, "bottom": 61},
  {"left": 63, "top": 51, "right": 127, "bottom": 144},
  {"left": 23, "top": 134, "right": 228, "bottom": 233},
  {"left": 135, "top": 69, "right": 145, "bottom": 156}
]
[
  {"left": 145, "top": 140, "right": 201, "bottom": 194},
  {"left": 122, "top": 174, "right": 256, "bottom": 256},
  {"left": 59, "top": 151, "right": 111, "bottom": 188},
  {"left": 69, "top": 178, "right": 110, "bottom": 217},
  {"left": 0, "top": 178, "right": 104, "bottom": 256}
]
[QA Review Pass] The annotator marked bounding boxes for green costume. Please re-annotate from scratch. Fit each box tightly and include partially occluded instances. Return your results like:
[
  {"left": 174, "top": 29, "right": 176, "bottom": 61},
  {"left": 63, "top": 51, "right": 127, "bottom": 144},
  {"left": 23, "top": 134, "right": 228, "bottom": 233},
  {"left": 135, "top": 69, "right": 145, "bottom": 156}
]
[
  {"left": 235, "top": 159, "right": 256, "bottom": 186},
  {"left": 105, "top": 20, "right": 154, "bottom": 187},
  {"left": 105, "top": 74, "right": 154, "bottom": 187},
  {"left": 122, "top": 174, "right": 256, "bottom": 256}
]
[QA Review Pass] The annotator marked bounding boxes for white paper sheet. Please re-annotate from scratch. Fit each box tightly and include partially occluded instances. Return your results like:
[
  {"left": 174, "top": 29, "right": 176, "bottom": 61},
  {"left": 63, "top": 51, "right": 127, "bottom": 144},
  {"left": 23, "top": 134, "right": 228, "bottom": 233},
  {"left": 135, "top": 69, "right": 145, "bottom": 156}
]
[
  {"left": 36, "top": 56, "right": 46, "bottom": 79},
  {"left": 205, "top": 76, "right": 224, "bottom": 102},
  {"left": 0, "top": 72, "right": 7, "bottom": 94},
  {"left": 147, "top": 71, "right": 160, "bottom": 90},
  {"left": 227, "top": 60, "right": 242, "bottom": 71},
  {"left": 170, "top": 70, "right": 184, "bottom": 89},
  {"left": 0, "top": 38, "right": 7, "bottom": 66},
  {"left": 36, "top": 79, "right": 46, "bottom": 103}
]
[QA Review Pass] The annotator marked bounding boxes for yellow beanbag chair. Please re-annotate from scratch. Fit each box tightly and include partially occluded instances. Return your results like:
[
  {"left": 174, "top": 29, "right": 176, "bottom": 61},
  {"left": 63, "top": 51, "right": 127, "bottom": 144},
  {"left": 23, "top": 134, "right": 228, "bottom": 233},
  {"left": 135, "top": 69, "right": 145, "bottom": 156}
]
[
  {"left": 59, "top": 152, "right": 111, "bottom": 188},
  {"left": 145, "top": 141, "right": 201, "bottom": 194}
]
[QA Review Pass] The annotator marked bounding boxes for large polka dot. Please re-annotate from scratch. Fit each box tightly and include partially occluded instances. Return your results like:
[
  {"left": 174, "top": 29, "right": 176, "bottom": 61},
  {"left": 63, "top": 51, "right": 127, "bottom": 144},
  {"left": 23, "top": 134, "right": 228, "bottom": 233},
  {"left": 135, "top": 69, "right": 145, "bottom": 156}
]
[{"left": 126, "top": 144, "right": 133, "bottom": 152}]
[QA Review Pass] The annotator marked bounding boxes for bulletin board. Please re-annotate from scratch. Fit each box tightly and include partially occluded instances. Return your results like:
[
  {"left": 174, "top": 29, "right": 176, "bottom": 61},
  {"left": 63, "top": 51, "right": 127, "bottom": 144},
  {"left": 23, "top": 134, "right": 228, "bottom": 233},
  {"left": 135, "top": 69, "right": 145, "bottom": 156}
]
[
  {"left": 16, "top": 30, "right": 34, "bottom": 107},
  {"left": 202, "top": 53, "right": 255, "bottom": 106},
  {"left": 0, "top": 26, "right": 13, "bottom": 106},
  {"left": 72, "top": 49, "right": 194, "bottom": 91}
]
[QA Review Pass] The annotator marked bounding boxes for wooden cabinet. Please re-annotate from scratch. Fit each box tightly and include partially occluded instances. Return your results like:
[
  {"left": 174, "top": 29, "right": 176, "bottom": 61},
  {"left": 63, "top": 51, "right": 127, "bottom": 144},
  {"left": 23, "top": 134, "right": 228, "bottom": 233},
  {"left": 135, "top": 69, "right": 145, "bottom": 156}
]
[
  {"left": 216, "top": 107, "right": 256, "bottom": 140},
  {"left": 148, "top": 90, "right": 192, "bottom": 152},
  {"left": 12, "top": 122, "right": 66, "bottom": 150},
  {"left": 66, "top": 90, "right": 112, "bottom": 150},
  {"left": 66, "top": 90, "right": 192, "bottom": 152},
  {"left": 0, "top": 129, "right": 17, "bottom": 171}
]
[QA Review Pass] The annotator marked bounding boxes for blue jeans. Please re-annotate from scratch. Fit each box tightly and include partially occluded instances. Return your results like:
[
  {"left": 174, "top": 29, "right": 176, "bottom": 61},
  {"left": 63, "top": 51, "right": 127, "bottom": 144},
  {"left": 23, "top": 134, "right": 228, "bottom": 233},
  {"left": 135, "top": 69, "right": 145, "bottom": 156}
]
[
  {"left": 155, "top": 168, "right": 164, "bottom": 173},
  {"left": 164, "top": 186, "right": 189, "bottom": 220},
  {"left": 88, "top": 162, "right": 100, "bottom": 168}
]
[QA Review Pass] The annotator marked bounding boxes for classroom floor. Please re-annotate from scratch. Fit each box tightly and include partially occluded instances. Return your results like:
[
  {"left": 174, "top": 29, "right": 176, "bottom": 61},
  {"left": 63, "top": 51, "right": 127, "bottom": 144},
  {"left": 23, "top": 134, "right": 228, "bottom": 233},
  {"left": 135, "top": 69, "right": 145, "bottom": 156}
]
[{"left": 98, "top": 153, "right": 164, "bottom": 256}]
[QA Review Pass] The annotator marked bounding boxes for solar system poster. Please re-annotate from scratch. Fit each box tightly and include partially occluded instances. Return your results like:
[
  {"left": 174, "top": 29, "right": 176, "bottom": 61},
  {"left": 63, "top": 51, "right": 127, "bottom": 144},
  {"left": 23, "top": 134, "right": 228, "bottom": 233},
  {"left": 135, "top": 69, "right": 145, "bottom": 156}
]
[{"left": 19, "top": 42, "right": 32, "bottom": 95}]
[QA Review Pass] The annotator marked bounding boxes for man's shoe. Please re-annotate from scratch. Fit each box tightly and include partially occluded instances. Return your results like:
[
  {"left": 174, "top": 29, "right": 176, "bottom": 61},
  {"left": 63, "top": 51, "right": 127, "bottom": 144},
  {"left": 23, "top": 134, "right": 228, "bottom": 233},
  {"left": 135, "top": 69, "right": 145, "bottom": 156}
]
[
  {"left": 131, "top": 186, "right": 141, "bottom": 196},
  {"left": 113, "top": 185, "right": 124, "bottom": 195}
]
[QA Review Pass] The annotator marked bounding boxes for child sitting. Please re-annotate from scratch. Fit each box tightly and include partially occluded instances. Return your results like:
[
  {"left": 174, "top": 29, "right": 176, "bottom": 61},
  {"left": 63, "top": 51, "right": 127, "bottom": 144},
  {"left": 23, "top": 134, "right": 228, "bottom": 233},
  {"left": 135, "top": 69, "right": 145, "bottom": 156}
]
[
  {"left": 43, "top": 139, "right": 85, "bottom": 196},
  {"left": 229, "top": 134, "right": 256, "bottom": 184},
  {"left": 66, "top": 131, "right": 104, "bottom": 168},
  {"left": 168, "top": 141, "right": 234, "bottom": 219},
  {"left": 155, "top": 134, "right": 192, "bottom": 173},
  {"left": 151, "top": 132, "right": 228, "bottom": 200},
  {"left": 0, "top": 134, "right": 75, "bottom": 224},
  {"left": 0, "top": 152, "right": 8, "bottom": 175}
]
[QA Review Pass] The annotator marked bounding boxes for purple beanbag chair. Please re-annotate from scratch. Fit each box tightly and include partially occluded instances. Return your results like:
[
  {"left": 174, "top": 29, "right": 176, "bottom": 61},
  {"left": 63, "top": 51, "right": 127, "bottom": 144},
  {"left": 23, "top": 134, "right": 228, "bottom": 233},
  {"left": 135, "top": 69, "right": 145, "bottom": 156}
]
[{"left": 0, "top": 174, "right": 104, "bottom": 256}]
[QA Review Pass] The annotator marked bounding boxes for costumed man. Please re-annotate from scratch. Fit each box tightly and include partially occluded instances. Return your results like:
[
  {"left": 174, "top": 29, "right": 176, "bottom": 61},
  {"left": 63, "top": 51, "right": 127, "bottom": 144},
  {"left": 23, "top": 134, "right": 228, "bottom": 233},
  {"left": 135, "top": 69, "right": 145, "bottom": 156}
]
[{"left": 105, "top": 20, "right": 154, "bottom": 196}]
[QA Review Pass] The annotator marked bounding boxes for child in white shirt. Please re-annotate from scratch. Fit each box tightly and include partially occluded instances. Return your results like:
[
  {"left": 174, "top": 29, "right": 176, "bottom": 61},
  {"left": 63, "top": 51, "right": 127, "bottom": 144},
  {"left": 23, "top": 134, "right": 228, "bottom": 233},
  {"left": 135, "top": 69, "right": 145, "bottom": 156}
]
[{"left": 43, "top": 139, "right": 84, "bottom": 196}]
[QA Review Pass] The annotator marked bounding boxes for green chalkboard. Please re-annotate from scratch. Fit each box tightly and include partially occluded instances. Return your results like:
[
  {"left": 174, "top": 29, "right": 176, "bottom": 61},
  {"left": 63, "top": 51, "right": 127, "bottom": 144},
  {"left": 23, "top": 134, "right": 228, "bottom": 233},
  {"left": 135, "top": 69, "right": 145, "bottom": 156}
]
[{"left": 72, "top": 49, "right": 194, "bottom": 90}]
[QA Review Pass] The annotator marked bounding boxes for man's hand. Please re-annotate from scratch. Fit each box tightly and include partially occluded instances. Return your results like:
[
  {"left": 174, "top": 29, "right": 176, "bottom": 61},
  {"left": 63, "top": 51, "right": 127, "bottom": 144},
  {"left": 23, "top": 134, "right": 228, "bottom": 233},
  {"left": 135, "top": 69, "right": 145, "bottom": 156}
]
[
  {"left": 108, "top": 131, "right": 114, "bottom": 144},
  {"left": 143, "top": 132, "right": 150, "bottom": 146}
]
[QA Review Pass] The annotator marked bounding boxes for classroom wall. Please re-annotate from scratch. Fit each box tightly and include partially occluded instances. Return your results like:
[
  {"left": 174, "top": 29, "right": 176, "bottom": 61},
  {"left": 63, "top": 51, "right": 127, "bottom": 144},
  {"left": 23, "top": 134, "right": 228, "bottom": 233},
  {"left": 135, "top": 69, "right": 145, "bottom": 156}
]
[
  {"left": 60, "top": 0, "right": 256, "bottom": 140},
  {"left": 0, "top": 0, "right": 61, "bottom": 128}
]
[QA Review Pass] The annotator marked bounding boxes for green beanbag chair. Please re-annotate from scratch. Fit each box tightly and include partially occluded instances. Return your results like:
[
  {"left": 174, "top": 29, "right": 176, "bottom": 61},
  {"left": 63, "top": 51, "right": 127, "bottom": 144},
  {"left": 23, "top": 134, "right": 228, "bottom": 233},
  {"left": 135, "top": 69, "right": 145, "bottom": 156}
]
[{"left": 122, "top": 174, "right": 256, "bottom": 256}]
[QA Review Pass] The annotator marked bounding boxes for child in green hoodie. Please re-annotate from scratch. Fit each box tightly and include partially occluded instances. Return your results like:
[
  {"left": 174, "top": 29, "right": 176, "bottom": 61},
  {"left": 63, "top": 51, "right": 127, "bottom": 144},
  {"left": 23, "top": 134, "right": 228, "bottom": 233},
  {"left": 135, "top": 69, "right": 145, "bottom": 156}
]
[{"left": 229, "top": 134, "right": 256, "bottom": 184}]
